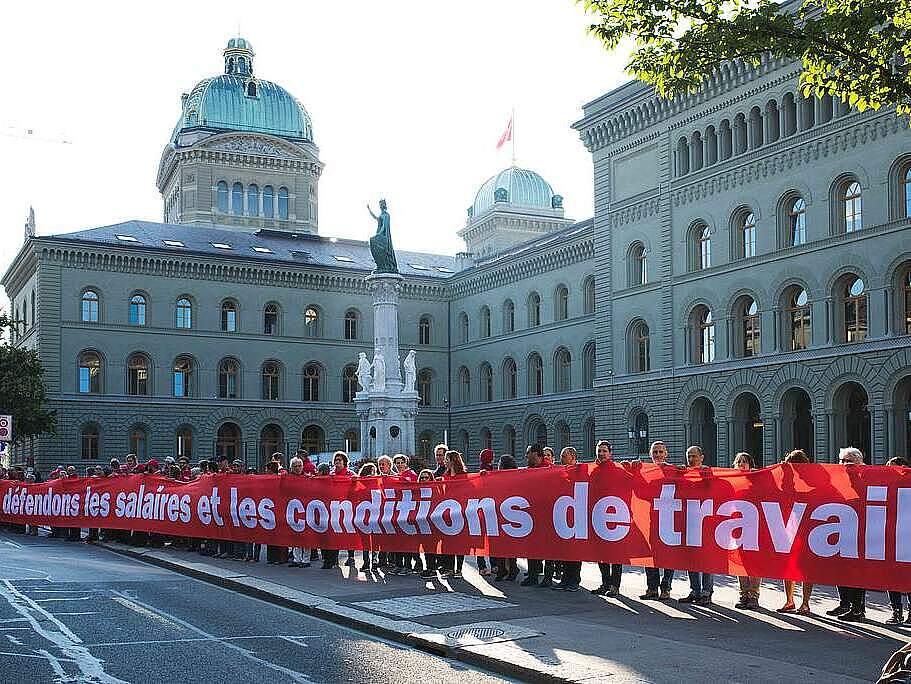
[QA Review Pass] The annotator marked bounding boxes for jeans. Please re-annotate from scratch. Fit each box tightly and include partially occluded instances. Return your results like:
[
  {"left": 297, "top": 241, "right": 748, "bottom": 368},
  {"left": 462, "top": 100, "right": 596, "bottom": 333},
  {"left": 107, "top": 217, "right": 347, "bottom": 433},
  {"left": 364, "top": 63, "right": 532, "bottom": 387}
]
[
  {"left": 838, "top": 586, "right": 866, "bottom": 612},
  {"left": 688, "top": 571, "right": 714, "bottom": 597},
  {"left": 291, "top": 547, "right": 310, "bottom": 564},
  {"left": 598, "top": 563, "right": 622, "bottom": 589},
  {"left": 646, "top": 567, "right": 674, "bottom": 592}
]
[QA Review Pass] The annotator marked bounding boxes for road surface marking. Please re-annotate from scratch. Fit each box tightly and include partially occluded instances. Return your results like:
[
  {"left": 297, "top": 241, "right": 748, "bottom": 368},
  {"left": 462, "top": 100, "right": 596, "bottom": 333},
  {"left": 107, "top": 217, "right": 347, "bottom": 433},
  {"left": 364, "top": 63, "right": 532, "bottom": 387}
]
[
  {"left": 109, "top": 590, "right": 316, "bottom": 683},
  {"left": 111, "top": 596, "right": 185, "bottom": 629},
  {"left": 0, "top": 579, "right": 127, "bottom": 684},
  {"left": 36, "top": 596, "right": 91, "bottom": 602},
  {"left": 53, "top": 612, "right": 101, "bottom": 616},
  {"left": 5, "top": 634, "right": 23, "bottom": 645},
  {"left": 86, "top": 634, "right": 324, "bottom": 647}
]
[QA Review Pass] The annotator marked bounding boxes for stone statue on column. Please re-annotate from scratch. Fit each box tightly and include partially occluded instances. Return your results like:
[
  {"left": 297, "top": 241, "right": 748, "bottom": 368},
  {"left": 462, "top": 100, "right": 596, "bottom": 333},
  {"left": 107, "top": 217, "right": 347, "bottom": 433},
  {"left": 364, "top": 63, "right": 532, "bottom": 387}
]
[
  {"left": 356, "top": 352, "right": 373, "bottom": 391},
  {"left": 372, "top": 351, "right": 386, "bottom": 391},
  {"left": 403, "top": 350, "right": 416, "bottom": 392}
]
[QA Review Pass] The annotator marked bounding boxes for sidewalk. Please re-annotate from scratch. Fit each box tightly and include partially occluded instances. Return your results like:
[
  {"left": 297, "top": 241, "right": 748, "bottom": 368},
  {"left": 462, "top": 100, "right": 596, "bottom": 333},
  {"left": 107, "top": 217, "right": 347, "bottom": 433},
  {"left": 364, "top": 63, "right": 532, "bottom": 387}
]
[{"left": 97, "top": 542, "right": 903, "bottom": 683}]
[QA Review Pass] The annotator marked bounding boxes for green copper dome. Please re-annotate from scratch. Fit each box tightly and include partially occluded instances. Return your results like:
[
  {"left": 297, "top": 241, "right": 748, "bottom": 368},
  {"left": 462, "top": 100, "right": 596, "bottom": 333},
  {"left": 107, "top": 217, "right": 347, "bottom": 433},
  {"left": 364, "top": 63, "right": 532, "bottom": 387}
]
[
  {"left": 470, "top": 167, "right": 562, "bottom": 219},
  {"left": 171, "top": 38, "right": 313, "bottom": 144}
]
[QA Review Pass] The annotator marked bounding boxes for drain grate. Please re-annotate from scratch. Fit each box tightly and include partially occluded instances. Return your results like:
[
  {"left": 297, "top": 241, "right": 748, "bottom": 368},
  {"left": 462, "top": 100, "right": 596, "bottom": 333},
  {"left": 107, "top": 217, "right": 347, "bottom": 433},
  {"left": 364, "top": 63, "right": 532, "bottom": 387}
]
[{"left": 446, "top": 626, "right": 506, "bottom": 641}]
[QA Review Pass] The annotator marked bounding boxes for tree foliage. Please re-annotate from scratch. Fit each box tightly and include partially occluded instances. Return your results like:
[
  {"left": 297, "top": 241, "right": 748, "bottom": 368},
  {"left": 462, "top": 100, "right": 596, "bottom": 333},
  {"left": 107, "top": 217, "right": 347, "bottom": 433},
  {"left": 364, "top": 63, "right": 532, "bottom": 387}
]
[
  {"left": 579, "top": 0, "right": 911, "bottom": 115},
  {"left": 0, "top": 314, "right": 56, "bottom": 441}
]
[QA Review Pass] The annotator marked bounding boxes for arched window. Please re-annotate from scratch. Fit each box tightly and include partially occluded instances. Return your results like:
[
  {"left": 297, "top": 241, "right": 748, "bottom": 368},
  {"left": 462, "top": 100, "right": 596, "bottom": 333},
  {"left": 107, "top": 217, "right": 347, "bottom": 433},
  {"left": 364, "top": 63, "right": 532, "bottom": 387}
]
[
  {"left": 220, "top": 300, "right": 238, "bottom": 332},
  {"left": 457, "top": 366, "right": 471, "bottom": 405},
  {"left": 129, "top": 426, "right": 149, "bottom": 460},
  {"left": 748, "top": 106, "right": 763, "bottom": 149},
  {"left": 216, "top": 181, "right": 229, "bottom": 212},
  {"left": 277, "top": 186, "right": 289, "bottom": 219},
  {"left": 555, "top": 285, "right": 569, "bottom": 321},
  {"left": 418, "top": 316, "right": 431, "bottom": 345},
  {"left": 259, "top": 425, "right": 283, "bottom": 466},
  {"left": 689, "top": 223, "right": 711, "bottom": 271},
  {"left": 692, "top": 306, "right": 716, "bottom": 364},
  {"left": 690, "top": 131, "right": 703, "bottom": 170},
  {"left": 480, "top": 427, "right": 492, "bottom": 452},
  {"left": 719, "top": 119, "right": 733, "bottom": 159},
  {"left": 176, "top": 425, "right": 193, "bottom": 459},
  {"left": 839, "top": 179, "right": 863, "bottom": 233},
  {"left": 629, "top": 320, "right": 650, "bottom": 373},
  {"left": 173, "top": 356, "right": 195, "bottom": 397},
  {"left": 175, "top": 297, "right": 192, "bottom": 329},
  {"left": 480, "top": 306, "right": 491, "bottom": 338},
  {"left": 844, "top": 276, "right": 868, "bottom": 342},
  {"left": 556, "top": 421, "right": 572, "bottom": 452},
  {"left": 583, "top": 277, "right": 595, "bottom": 314},
  {"left": 247, "top": 184, "right": 259, "bottom": 216},
  {"left": 78, "top": 351, "right": 101, "bottom": 393},
  {"left": 263, "top": 185, "right": 274, "bottom": 218},
  {"left": 554, "top": 348, "right": 572, "bottom": 393},
  {"left": 633, "top": 412, "right": 650, "bottom": 456},
  {"left": 527, "top": 353, "right": 544, "bottom": 396},
  {"left": 304, "top": 306, "right": 320, "bottom": 337},
  {"left": 903, "top": 270, "right": 911, "bottom": 335},
  {"left": 81, "top": 290, "right": 99, "bottom": 322},
  {"left": 480, "top": 363, "right": 493, "bottom": 402},
  {"left": 503, "top": 300, "right": 515, "bottom": 332},
  {"left": 738, "top": 297, "right": 761, "bottom": 357},
  {"left": 216, "top": 423, "right": 241, "bottom": 460},
  {"left": 583, "top": 418, "right": 595, "bottom": 459},
  {"left": 738, "top": 211, "right": 757, "bottom": 259},
  {"left": 504, "top": 425, "right": 517, "bottom": 456},
  {"left": 262, "top": 361, "right": 280, "bottom": 400},
  {"left": 583, "top": 341, "right": 596, "bottom": 388},
  {"left": 247, "top": 81, "right": 257, "bottom": 97},
  {"left": 263, "top": 303, "right": 279, "bottom": 335},
  {"left": 127, "top": 354, "right": 150, "bottom": 396},
  {"left": 628, "top": 243, "right": 647, "bottom": 286},
  {"left": 785, "top": 196, "right": 807, "bottom": 246},
  {"left": 344, "top": 310, "right": 359, "bottom": 341},
  {"left": 129, "top": 294, "right": 146, "bottom": 326},
  {"left": 705, "top": 125, "right": 718, "bottom": 165},
  {"left": 418, "top": 368, "right": 433, "bottom": 406},
  {"left": 785, "top": 287, "right": 811, "bottom": 350},
  {"left": 458, "top": 312, "right": 469, "bottom": 343},
  {"left": 733, "top": 113, "right": 747, "bottom": 154},
  {"left": 528, "top": 292, "right": 541, "bottom": 327},
  {"left": 218, "top": 358, "right": 240, "bottom": 398},
  {"left": 232, "top": 182, "right": 244, "bottom": 215},
  {"left": 903, "top": 166, "right": 911, "bottom": 218},
  {"left": 503, "top": 358, "right": 517, "bottom": 400},
  {"left": 302, "top": 363, "right": 321, "bottom": 402},
  {"left": 342, "top": 364, "right": 358, "bottom": 403},
  {"left": 676, "top": 137, "right": 690, "bottom": 175},
  {"left": 81, "top": 423, "right": 100, "bottom": 460}
]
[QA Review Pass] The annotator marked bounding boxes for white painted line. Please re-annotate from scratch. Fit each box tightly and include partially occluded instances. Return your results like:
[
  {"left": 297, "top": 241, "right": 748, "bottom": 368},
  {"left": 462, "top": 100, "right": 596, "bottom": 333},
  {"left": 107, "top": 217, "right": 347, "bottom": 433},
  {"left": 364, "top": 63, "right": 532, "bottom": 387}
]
[
  {"left": 36, "top": 597, "right": 91, "bottom": 602},
  {"left": 111, "top": 596, "right": 184, "bottom": 629},
  {"left": 0, "top": 649, "right": 68, "bottom": 661},
  {"left": 87, "top": 634, "right": 324, "bottom": 647},
  {"left": 0, "top": 627, "right": 31, "bottom": 631},
  {"left": 108, "top": 590, "right": 315, "bottom": 683},
  {"left": 53, "top": 612, "right": 101, "bottom": 616},
  {"left": 36, "top": 648, "right": 69, "bottom": 680},
  {"left": 0, "top": 580, "right": 127, "bottom": 684},
  {"left": 5, "top": 634, "right": 23, "bottom": 645}
]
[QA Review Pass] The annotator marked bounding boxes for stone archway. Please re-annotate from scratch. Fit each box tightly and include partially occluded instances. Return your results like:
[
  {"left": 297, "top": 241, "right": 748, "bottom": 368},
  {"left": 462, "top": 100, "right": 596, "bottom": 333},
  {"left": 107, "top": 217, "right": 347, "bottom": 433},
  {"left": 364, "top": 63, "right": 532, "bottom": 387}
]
[
  {"left": 893, "top": 375, "right": 911, "bottom": 460},
  {"left": 833, "top": 381, "right": 871, "bottom": 462},
  {"left": 780, "top": 387, "right": 814, "bottom": 459},
  {"left": 688, "top": 397, "right": 717, "bottom": 466},
  {"left": 731, "top": 392, "right": 764, "bottom": 466}
]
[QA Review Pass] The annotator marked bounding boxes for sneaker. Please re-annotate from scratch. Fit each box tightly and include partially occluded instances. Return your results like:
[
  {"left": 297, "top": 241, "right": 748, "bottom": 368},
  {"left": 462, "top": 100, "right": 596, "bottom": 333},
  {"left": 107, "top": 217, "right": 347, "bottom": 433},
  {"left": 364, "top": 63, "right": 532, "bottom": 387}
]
[
  {"left": 520, "top": 576, "right": 539, "bottom": 587},
  {"left": 552, "top": 583, "right": 567, "bottom": 591},
  {"left": 837, "top": 610, "right": 866, "bottom": 622},
  {"left": 606, "top": 586, "right": 619, "bottom": 598},
  {"left": 735, "top": 598, "right": 749, "bottom": 609},
  {"left": 826, "top": 604, "right": 852, "bottom": 617},
  {"left": 678, "top": 593, "right": 699, "bottom": 604},
  {"left": 886, "top": 610, "right": 904, "bottom": 625},
  {"left": 639, "top": 590, "right": 659, "bottom": 600},
  {"left": 659, "top": 589, "right": 671, "bottom": 600},
  {"left": 696, "top": 595, "right": 712, "bottom": 606},
  {"left": 591, "top": 585, "right": 609, "bottom": 596}
]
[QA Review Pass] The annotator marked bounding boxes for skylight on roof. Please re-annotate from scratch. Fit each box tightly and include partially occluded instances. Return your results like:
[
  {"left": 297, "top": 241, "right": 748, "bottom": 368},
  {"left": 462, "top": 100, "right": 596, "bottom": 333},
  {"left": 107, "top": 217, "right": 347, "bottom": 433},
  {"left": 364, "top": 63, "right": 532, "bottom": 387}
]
[
  {"left": 435, "top": 266, "right": 454, "bottom": 273},
  {"left": 409, "top": 263, "right": 430, "bottom": 271},
  {"left": 115, "top": 234, "right": 139, "bottom": 242},
  {"left": 210, "top": 242, "right": 232, "bottom": 250},
  {"left": 162, "top": 239, "right": 185, "bottom": 247},
  {"left": 252, "top": 246, "right": 273, "bottom": 254},
  {"left": 333, "top": 255, "right": 354, "bottom": 262}
]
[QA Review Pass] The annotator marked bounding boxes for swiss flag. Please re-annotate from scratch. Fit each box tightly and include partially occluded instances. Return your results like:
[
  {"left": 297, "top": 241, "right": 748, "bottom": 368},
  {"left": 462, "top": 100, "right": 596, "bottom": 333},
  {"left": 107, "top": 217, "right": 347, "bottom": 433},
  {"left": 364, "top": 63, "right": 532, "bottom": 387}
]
[{"left": 496, "top": 117, "right": 513, "bottom": 150}]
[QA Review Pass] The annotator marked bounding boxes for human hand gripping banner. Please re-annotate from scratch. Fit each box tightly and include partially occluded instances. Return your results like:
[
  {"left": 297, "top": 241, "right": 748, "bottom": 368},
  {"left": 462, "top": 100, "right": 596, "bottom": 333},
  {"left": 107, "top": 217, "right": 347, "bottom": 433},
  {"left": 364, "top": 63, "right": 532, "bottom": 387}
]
[{"left": 3, "top": 462, "right": 910, "bottom": 591}]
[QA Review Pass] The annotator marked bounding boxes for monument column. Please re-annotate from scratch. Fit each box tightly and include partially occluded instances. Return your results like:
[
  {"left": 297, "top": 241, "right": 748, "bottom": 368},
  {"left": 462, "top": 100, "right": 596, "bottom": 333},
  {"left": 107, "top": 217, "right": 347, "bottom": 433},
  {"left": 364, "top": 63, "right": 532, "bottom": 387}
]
[{"left": 368, "top": 273, "right": 404, "bottom": 390}]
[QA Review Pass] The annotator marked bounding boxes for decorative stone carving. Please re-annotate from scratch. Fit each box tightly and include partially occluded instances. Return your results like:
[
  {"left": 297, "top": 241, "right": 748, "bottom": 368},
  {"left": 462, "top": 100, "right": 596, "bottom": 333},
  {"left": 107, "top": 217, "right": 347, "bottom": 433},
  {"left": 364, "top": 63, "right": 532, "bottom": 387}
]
[
  {"left": 356, "top": 352, "right": 372, "bottom": 391},
  {"left": 403, "top": 350, "right": 416, "bottom": 392},
  {"left": 372, "top": 351, "right": 386, "bottom": 391},
  {"left": 209, "top": 136, "right": 296, "bottom": 159}
]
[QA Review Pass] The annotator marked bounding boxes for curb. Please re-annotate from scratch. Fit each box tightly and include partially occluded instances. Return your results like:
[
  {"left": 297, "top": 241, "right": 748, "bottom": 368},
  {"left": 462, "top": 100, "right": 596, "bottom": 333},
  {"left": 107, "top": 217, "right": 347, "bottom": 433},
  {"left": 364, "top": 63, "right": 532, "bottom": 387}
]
[{"left": 96, "top": 542, "right": 568, "bottom": 683}]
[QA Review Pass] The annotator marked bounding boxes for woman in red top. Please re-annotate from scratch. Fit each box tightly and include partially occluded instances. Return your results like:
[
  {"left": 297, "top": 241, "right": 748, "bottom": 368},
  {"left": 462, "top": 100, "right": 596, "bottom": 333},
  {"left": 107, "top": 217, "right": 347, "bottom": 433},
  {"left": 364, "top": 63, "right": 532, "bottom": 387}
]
[
  {"left": 324, "top": 451, "right": 356, "bottom": 569},
  {"left": 439, "top": 450, "right": 467, "bottom": 577}
]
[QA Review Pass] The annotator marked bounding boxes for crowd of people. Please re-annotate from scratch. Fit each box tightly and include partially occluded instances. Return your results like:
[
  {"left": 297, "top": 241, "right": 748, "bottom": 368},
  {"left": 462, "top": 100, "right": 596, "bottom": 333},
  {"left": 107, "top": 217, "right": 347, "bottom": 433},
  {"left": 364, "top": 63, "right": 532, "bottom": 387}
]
[{"left": 1, "top": 440, "right": 908, "bottom": 626}]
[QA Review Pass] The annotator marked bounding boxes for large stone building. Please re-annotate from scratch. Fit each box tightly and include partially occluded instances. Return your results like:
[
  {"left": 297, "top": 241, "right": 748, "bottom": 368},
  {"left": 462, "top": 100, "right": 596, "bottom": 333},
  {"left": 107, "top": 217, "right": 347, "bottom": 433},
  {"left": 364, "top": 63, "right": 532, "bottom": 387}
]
[{"left": 4, "top": 35, "right": 911, "bottom": 471}]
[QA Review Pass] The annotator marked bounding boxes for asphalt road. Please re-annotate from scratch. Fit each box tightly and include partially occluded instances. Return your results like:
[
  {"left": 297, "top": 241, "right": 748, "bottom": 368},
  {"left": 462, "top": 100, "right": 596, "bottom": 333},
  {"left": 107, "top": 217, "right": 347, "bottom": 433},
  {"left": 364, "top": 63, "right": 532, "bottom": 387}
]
[{"left": 0, "top": 530, "right": 513, "bottom": 683}]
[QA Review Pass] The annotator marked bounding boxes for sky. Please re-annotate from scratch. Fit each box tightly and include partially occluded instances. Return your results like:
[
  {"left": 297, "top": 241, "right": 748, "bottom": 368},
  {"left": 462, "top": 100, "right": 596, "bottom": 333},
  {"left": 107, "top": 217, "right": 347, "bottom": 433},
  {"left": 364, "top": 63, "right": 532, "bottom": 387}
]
[{"left": 0, "top": 0, "right": 629, "bottom": 279}]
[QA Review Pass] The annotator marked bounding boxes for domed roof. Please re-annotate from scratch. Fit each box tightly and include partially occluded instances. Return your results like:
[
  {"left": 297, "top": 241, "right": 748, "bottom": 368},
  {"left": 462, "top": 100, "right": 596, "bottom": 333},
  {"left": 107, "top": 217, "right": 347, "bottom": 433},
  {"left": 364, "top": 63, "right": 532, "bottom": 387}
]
[
  {"left": 226, "top": 37, "right": 253, "bottom": 51},
  {"left": 470, "top": 167, "right": 562, "bottom": 218},
  {"left": 171, "top": 39, "right": 313, "bottom": 144}
]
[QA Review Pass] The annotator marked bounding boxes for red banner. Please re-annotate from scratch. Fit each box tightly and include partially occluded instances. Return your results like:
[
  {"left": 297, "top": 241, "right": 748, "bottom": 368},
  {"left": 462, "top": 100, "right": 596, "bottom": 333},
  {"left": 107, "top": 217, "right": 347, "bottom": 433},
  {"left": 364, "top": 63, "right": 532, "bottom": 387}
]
[{"left": 2, "top": 462, "right": 910, "bottom": 590}]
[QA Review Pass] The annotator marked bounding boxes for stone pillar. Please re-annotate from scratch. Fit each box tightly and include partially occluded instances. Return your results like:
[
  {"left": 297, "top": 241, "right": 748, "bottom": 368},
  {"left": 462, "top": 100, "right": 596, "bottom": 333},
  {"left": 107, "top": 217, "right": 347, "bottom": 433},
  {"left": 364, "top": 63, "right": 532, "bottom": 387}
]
[{"left": 354, "top": 272, "right": 419, "bottom": 460}]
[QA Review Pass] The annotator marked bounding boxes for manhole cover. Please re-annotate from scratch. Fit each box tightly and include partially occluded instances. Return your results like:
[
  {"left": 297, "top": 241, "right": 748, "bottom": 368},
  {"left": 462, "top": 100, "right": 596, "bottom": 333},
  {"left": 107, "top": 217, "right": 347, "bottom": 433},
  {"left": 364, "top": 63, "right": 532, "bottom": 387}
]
[{"left": 446, "top": 626, "right": 506, "bottom": 641}]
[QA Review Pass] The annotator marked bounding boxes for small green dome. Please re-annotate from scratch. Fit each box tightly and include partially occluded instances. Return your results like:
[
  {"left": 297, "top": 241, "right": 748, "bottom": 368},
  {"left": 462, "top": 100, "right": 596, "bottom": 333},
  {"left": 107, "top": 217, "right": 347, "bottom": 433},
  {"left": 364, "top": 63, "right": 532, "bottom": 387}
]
[
  {"left": 226, "top": 37, "right": 253, "bottom": 51},
  {"left": 470, "top": 167, "right": 562, "bottom": 218}
]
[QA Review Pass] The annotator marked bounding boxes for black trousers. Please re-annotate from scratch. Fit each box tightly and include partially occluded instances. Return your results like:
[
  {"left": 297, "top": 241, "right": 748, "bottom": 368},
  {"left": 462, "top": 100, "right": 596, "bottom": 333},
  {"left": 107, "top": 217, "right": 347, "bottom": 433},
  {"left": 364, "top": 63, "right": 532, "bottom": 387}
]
[
  {"left": 598, "top": 562, "right": 623, "bottom": 589},
  {"left": 889, "top": 591, "right": 911, "bottom": 611},
  {"left": 837, "top": 586, "right": 866, "bottom": 611},
  {"left": 561, "top": 561, "right": 582, "bottom": 586}
]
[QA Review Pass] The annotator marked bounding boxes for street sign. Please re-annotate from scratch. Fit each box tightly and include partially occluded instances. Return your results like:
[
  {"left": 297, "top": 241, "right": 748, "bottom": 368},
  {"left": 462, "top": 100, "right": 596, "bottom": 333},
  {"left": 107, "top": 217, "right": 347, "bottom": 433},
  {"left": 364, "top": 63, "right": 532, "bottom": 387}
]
[{"left": 0, "top": 415, "right": 12, "bottom": 442}]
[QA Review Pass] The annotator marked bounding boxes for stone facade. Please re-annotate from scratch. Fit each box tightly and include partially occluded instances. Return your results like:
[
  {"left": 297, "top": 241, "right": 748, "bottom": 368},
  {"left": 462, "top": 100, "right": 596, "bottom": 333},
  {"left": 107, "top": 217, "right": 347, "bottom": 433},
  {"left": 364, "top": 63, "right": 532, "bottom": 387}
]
[{"left": 3, "top": 42, "right": 911, "bottom": 472}]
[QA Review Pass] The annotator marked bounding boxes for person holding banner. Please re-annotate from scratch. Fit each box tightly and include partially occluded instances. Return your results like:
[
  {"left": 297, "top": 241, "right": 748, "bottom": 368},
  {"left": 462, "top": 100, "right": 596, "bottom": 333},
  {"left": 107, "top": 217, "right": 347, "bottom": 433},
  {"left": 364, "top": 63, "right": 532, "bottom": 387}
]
[
  {"left": 640, "top": 440, "right": 676, "bottom": 600},
  {"left": 288, "top": 457, "right": 311, "bottom": 568},
  {"left": 679, "top": 446, "right": 715, "bottom": 606},
  {"left": 521, "top": 444, "right": 549, "bottom": 587},
  {"left": 886, "top": 456, "right": 911, "bottom": 624},
  {"left": 732, "top": 452, "right": 762, "bottom": 610},
  {"left": 777, "top": 449, "right": 815, "bottom": 615},
  {"left": 493, "top": 454, "right": 520, "bottom": 583},
  {"left": 828, "top": 447, "right": 869, "bottom": 622},
  {"left": 591, "top": 440, "right": 624, "bottom": 598},
  {"left": 555, "top": 447, "right": 583, "bottom": 592}
]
